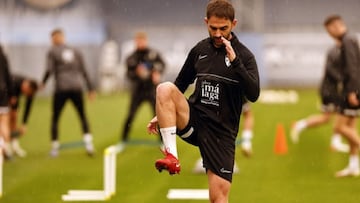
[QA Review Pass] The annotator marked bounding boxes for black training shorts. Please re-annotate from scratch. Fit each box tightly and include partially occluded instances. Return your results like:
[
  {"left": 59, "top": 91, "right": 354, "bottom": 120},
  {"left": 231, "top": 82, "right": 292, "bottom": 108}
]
[{"left": 177, "top": 103, "right": 236, "bottom": 182}]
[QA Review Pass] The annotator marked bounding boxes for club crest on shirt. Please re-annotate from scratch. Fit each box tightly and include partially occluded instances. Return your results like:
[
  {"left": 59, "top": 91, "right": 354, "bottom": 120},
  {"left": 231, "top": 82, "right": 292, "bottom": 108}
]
[
  {"left": 62, "top": 49, "right": 75, "bottom": 63},
  {"left": 225, "top": 56, "right": 231, "bottom": 67}
]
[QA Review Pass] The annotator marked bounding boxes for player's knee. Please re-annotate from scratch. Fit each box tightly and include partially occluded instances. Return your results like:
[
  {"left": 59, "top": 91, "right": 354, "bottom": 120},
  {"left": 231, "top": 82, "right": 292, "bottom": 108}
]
[
  {"left": 208, "top": 171, "right": 230, "bottom": 203},
  {"left": 156, "top": 82, "right": 175, "bottom": 99},
  {"left": 209, "top": 190, "right": 228, "bottom": 203}
]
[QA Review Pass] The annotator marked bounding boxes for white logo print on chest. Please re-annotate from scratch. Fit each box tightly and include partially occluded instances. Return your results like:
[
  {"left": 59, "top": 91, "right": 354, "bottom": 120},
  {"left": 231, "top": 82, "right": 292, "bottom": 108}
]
[
  {"left": 201, "top": 80, "right": 220, "bottom": 106},
  {"left": 62, "top": 49, "right": 75, "bottom": 63}
]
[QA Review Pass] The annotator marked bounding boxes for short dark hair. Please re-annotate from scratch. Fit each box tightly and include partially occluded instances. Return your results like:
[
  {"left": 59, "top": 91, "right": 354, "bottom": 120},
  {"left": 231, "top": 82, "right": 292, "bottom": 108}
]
[
  {"left": 206, "top": 0, "right": 235, "bottom": 21},
  {"left": 51, "top": 28, "right": 63, "bottom": 37},
  {"left": 324, "top": 15, "right": 342, "bottom": 26}
]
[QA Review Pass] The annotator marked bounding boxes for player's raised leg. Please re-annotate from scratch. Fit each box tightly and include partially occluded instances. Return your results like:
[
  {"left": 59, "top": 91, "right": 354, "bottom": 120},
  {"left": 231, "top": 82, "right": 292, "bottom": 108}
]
[
  {"left": 291, "top": 113, "right": 331, "bottom": 143},
  {"left": 147, "top": 82, "right": 189, "bottom": 175}
]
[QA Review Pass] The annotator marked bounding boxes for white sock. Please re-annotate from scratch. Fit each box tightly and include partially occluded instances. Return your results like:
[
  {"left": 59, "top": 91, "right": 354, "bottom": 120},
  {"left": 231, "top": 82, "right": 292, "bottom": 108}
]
[
  {"left": 52, "top": 141, "right": 60, "bottom": 150},
  {"left": 160, "top": 126, "right": 178, "bottom": 158},
  {"left": 295, "top": 119, "right": 307, "bottom": 131},
  {"left": 11, "top": 139, "right": 20, "bottom": 149},
  {"left": 349, "top": 154, "right": 359, "bottom": 170},
  {"left": 83, "top": 133, "right": 93, "bottom": 144},
  {"left": 331, "top": 134, "right": 342, "bottom": 146},
  {"left": 242, "top": 130, "right": 253, "bottom": 141},
  {"left": 4, "top": 142, "right": 13, "bottom": 156}
]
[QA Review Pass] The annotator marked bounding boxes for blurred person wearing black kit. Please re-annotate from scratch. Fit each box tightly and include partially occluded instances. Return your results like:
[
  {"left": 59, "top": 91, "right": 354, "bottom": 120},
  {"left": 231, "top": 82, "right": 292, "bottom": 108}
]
[
  {"left": 41, "top": 28, "right": 96, "bottom": 157},
  {"left": 9, "top": 75, "right": 38, "bottom": 157},
  {"left": 325, "top": 15, "right": 360, "bottom": 177},
  {"left": 291, "top": 43, "right": 349, "bottom": 153},
  {"left": 0, "top": 44, "right": 13, "bottom": 159},
  {"left": 120, "top": 32, "right": 165, "bottom": 143}
]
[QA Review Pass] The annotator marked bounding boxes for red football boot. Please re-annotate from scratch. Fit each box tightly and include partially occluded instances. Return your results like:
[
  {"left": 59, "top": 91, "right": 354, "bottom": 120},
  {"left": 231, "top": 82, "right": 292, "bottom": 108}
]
[{"left": 155, "top": 150, "right": 181, "bottom": 175}]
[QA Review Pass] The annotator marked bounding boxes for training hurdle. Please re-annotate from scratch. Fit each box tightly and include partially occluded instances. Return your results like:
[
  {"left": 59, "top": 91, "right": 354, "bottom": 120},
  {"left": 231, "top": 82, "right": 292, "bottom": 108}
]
[{"left": 62, "top": 144, "right": 124, "bottom": 201}]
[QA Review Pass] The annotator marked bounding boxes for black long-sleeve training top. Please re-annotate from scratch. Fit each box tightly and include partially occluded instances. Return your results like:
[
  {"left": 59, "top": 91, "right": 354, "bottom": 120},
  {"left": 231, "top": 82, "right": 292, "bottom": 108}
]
[
  {"left": 340, "top": 32, "right": 360, "bottom": 95},
  {"left": 175, "top": 33, "right": 260, "bottom": 139},
  {"left": 320, "top": 45, "right": 342, "bottom": 97},
  {"left": 126, "top": 48, "right": 165, "bottom": 93}
]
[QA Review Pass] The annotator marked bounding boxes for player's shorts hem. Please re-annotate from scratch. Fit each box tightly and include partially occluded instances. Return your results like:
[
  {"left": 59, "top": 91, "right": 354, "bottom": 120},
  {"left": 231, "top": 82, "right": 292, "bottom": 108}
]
[
  {"left": 176, "top": 103, "right": 199, "bottom": 146},
  {"left": 201, "top": 144, "right": 235, "bottom": 183},
  {"left": 339, "top": 108, "right": 360, "bottom": 117},
  {"left": 320, "top": 103, "right": 338, "bottom": 113}
]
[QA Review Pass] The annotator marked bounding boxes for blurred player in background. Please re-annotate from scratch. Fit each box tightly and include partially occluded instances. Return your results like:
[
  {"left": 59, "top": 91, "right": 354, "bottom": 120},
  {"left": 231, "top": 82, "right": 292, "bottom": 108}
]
[
  {"left": 120, "top": 32, "right": 165, "bottom": 143},
  {"left": 147, "top": 0, "right": 260, "bottom": 202},
  {"left": 291, "top": 42, "right": 349, "bottom": 153},
  {"left": 41, "top": 28, "right": 96, "bottom": 157},
  {"left": 0, "top": 44, "right": 13, "bottom": 159},
  {"left": 9, "top": 75, "right": 38, "bottom": 157},
  {"left": 240, "top": 100, "right": 255, "bottom": 156},
  {"left": 324, "top": 15, "right": 360, "bottom": 177}
]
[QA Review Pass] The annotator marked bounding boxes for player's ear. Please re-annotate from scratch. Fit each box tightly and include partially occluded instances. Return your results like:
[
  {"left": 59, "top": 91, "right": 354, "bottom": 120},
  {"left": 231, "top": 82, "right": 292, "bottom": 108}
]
[
  {"left": 204, "top": 17, "right": 208, "bottom": 25},
  {"left": 232, "top": 19, "right": 238, "bottom": 28}
]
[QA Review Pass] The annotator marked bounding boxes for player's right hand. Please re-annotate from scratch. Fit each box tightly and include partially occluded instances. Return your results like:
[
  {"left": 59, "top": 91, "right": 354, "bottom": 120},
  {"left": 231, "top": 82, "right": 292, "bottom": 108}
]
[{"left": 147, "top": 116, "right": 159, "bottom": 135}]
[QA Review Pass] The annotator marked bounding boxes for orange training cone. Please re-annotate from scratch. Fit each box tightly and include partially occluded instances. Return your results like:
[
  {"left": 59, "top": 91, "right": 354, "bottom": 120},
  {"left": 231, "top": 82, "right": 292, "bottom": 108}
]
[{"left": 274, "top": 123, "right": 288, "bottom": 155}]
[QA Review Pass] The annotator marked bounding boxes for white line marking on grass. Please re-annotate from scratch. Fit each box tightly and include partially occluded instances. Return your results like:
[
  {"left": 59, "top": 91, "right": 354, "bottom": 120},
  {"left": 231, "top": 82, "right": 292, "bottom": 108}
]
[{"left": 167, "top": 189, "right": 209, "bottom": 200}]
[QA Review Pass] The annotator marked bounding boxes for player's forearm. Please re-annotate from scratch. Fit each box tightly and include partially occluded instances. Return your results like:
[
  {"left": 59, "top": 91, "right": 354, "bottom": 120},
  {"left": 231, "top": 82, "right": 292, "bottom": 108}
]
[
  {"left": 22, "top": 98, "right": 33, "bottom": 124},
  {"left": 42, "top": 71, "right": 51, "bottom": 85},
  {"left": 231, "top": 56, "right": 260, "bottom": 102}
]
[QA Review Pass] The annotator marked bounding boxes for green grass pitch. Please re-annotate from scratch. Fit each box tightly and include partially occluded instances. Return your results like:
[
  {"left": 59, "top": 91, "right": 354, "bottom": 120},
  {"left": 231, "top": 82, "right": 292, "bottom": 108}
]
[{"left": 2, "top": 89, "right": 360, "bottom": 203}]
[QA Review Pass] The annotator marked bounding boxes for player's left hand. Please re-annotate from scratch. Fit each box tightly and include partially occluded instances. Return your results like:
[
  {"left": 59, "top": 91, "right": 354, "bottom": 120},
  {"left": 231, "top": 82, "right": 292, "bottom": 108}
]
[
  {"left": 348, "top": 92, "right": 359, "bottom": 106},
  {"left": 147, "top": 116, "right": 159, "bottom": 135},
  {"left": 221, "top": 36, "right": 236, "bottom": 62}
]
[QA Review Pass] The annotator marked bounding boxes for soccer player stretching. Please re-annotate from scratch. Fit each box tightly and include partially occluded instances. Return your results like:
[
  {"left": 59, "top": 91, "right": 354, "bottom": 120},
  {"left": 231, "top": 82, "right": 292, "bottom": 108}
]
[
  {"left": 42, "top": 29, "right": 96, "bottom": 157},
  {"left": 9, "top": 75, "right": 38, "bottom": 157},
  {"left": 147, "top": 0, "right": 260, "bottom": 202}
]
